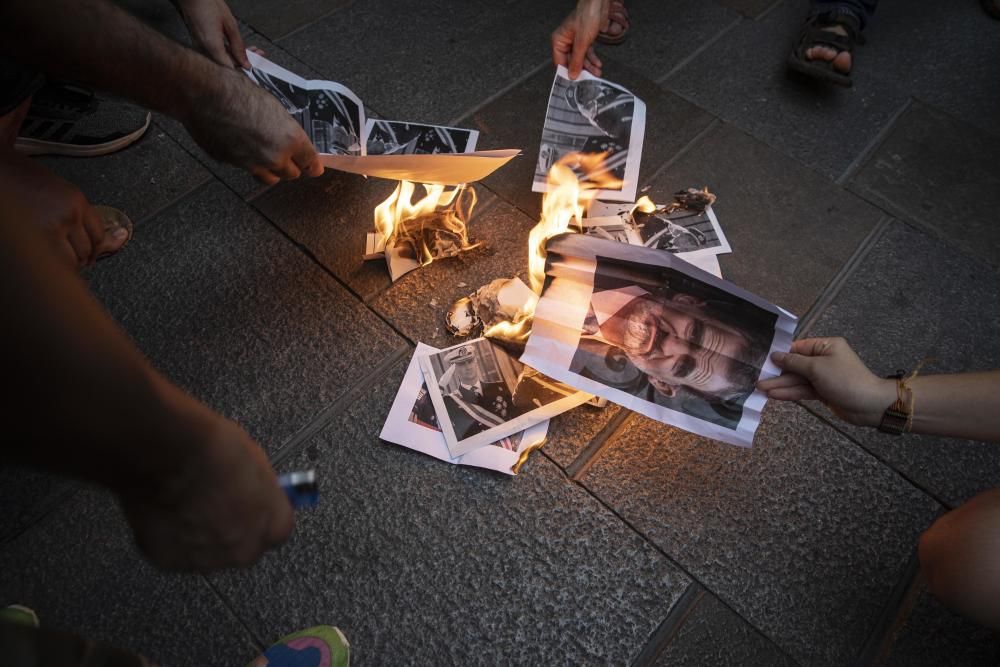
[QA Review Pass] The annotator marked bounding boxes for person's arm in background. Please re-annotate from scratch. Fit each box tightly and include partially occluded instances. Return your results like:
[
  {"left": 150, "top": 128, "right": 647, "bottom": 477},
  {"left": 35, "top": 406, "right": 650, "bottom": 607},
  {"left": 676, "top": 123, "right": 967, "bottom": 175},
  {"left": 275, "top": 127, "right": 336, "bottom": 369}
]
[
  {"left": 171, "top": 0, "right": 251, "bottom": 69},
  {"left": 552, "top": 0, "right": 609, "bottom": 79},
  {"left": 0, "top": 0, "right": 320, "bottom": 183},
  {"left": 0, "top": 192, "right": 293, "bottom": 571},
  {"left": 758, "top": 337, "right": 1000, "bottom": 443}
]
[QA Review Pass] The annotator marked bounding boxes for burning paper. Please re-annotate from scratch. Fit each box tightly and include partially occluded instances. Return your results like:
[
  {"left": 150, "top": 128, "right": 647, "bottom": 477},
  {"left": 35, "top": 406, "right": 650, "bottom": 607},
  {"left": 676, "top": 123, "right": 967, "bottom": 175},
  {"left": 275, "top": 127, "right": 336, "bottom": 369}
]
[
  {"left": 533, "top": 66, "right": 646, "bottom": 202},
  {"left": 445, "top": 277, "right": 538, "bottom": 338},
  {"left": 520, "top": 234, "right": 796, "bottom": 447},
  {"left": 371, "top": 180, "right": 480, "bottom": 281},
  {"left": 245, "top": 52, "right": 517, "bottom": 184},
  {"left": 380, "top": 344, "right": 548, "bottom": 475},
  {"left": 418, "top": 338, "right": 592, "bottom": 458}
]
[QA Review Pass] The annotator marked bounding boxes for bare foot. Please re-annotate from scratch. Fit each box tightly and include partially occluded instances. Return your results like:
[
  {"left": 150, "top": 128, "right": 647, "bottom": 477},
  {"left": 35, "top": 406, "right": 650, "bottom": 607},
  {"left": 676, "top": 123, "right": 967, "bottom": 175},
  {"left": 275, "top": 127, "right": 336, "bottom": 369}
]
[{"left": 804, "top": 24, "right": 852, "bottom": 74}]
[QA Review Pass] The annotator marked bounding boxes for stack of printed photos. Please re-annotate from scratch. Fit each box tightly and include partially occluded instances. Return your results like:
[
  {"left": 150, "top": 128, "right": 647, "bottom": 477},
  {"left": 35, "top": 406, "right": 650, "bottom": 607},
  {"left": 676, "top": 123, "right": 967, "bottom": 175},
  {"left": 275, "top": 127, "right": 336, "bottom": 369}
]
[
  {"left": 244, "top": 51, "right": 517, "bottom": 184},
  {"left": 380, "top": 342, "right": 592, "bottom": 475}
]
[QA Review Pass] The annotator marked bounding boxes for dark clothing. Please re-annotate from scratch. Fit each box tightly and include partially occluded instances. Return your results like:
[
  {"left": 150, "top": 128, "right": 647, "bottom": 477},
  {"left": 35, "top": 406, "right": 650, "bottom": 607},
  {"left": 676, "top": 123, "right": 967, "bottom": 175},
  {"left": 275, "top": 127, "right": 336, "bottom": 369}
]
[
  {"left": 809, "top": 0, "right": 878, "bottom": 30},
  {"left": 444, "top": 380, "right": 513, "bottom": 440},
  {"left": 0, "top": 56, "right": 43, "bottom": 116}
]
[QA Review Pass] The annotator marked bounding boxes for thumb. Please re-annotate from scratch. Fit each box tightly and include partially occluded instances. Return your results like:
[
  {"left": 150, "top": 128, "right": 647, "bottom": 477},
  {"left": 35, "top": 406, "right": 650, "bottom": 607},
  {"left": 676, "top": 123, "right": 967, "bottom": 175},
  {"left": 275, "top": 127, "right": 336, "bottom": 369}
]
[{"left": 771, "top": 350, "right": 817, "bottom": 379}]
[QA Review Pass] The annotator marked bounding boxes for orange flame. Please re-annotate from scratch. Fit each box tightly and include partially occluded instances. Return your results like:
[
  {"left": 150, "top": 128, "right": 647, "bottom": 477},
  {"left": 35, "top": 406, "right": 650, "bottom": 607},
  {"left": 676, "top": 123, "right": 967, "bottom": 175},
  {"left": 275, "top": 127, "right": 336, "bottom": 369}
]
[{"left": 374, "top": 181, "right": 478, "bottom": 267}]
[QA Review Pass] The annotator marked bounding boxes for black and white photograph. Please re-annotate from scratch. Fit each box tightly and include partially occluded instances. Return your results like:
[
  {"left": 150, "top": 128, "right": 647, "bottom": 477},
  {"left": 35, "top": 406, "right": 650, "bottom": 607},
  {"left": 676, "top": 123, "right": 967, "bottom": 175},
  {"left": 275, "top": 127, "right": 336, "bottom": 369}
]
[
  {"left": 379, "top": 345, "right": 548, "bottom": 475},
  {"left": 631, "top": 207, "right": 730, "bottom": 257},
  {"left": 246, "top": 51, "right": 364, "bottom": 156},
  {"left": 418, "top": 338, "right": 591, "bottom": 457},
  {"left": 533, "top": 66, "right": 646, "bottom": 202},
  {"left": 521, "top": 234, "right": 797, "bottom": 447},
  {"left": 365, "top": 120, "right": 478, "bottom": 156}
]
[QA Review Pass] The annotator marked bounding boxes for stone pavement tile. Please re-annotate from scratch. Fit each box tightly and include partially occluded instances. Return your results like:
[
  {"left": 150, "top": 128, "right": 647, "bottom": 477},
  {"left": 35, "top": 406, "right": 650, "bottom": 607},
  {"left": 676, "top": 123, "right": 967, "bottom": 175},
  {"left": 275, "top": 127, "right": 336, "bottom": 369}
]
[
  {"left": 38, "top": 128, "right": 210, "bottom": 225},
  {"left": 277, "top": 0, "right": 568, "bottom": 123},
  {"left": 884, "top": 589, "right": 1000, "bottom": 666},
  {"left": 211, "top": 360, "right": 691, "bottom": 664},
  {"left": 654, "top": 591, "right": 796, "bottom": 666},
  {"left": 716, "top": 0, "right": 779, "bottom": 18},
  {"left": 468, "top": 60, "right": 716, "bottom": 221},
  {"left": 229, "top": 0, "right": 351, "bottom": 41},
  {"left": 580, "top": 401, "right": 942, "bottom": 665},
  {"left": 543, "top": 403, "right": 623, "bottom": 470},
  {"left": 655, "top": 122, "right": 883, "bottom": 315},
  {"left": 848, "top": 102, "right": 1000, "bottom": 269},
  {"left": 578, "top": 0, "right": 740, "bottom": 86},
  {"left": 371, "top": 196, "right": 535, "bottom": 345},
  {"left": 86, "top": 182, "right": 407, "bottom": 455},
  {"left": 665, "top": 0, "right": 912, "bottom": 180},
  {"left": 0, "top": 469, "right": 75, "bottom": 545},
  {"left": 860, "top": 0, "right": 1000, "bottom": 140},
  {"left": 250, "top": 169, "right": 399, "bottom": 300},
  {"left": 0, "top": 488, "right": 259, "bottom": 667},
  {"left": 803, "top": 221, "right": 1000, "bottom": 507},
  {"left": 154, "top": 24, "right": 324, "bottom": 201}
]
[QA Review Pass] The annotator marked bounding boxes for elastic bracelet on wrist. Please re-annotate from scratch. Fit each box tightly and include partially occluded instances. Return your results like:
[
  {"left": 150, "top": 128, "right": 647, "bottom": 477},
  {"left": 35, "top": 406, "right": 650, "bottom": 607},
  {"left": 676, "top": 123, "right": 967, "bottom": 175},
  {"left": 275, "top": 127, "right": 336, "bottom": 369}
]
[{"left": 877, "top": 361, "right": 928, "bottom": 435}]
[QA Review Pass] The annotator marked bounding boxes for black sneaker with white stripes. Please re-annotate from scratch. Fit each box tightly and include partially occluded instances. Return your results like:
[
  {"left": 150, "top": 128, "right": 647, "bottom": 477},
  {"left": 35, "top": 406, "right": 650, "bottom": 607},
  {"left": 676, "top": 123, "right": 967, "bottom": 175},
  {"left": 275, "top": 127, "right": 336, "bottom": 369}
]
[{"left": 15, "top": 81, "right": 150, "bottom": 157}]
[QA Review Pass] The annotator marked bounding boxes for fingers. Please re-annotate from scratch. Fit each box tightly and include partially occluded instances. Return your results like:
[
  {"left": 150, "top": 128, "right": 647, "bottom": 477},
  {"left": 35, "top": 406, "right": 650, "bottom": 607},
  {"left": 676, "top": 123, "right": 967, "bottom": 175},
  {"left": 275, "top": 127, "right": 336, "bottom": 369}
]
[
  {"left": 765, "top": 385, "right": 821, "bottom": 402},
  {"left": 551, "top": 26, "right": 572, "bottom": 68},
  {"left": 292, "top": 141, "right": 323, "bottom": 178},
  {"left": 224, "top": 18, "right": 249, "bottom": 69},
  {"left": 584, "top": 46, "right": 603, "bottom": 76},
  {"left": 789, "top": 337, "right": 842, "bottom": 357},
  {"left": 272, "top": 159, "right": 301, "bottom": 181},
  {"left": 568, "top": 28, "right": 592, "bottom": 79},
  {"left": 65, "top": 219, "right": 94, "bottom": 267},
  {"left": 58, "top": 237, "right": 79, "bottom": 270},
  {"left": 757, "top": 372, "right": 810, "bottom": 391},
  {"left": 80, "top": 202, "right": 106, "bottom": 255},
  {"left": 251, "top": 167, "right": 280, "bottom": 185}
]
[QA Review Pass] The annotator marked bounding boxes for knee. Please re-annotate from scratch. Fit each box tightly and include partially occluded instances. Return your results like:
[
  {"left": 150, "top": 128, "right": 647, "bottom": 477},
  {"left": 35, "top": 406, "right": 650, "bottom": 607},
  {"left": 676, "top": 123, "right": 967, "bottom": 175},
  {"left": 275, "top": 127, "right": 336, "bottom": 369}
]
[{"left": 917, "top": 514, "right": 954, "bottom": 592}]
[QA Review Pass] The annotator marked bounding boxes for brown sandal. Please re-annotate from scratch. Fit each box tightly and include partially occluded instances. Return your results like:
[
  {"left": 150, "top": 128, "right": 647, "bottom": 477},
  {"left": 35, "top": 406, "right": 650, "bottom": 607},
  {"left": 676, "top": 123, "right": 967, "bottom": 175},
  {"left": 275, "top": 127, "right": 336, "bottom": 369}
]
[{"left": 596, "top": 0, "right": 629, "bottom": 45}]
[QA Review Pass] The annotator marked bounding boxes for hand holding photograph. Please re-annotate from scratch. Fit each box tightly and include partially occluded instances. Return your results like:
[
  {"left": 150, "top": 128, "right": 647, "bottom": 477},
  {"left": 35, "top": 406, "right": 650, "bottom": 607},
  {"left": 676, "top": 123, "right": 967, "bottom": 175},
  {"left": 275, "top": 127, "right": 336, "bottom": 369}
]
[
  {"left": 244, "top": 51, "right": 517, "bottom": 184},
  {"left": 533, "top": 66, "right": 646, "bottom": 202},
  {"left": 380, "top": 344, "right": 548, "bottom": 475},
  {"left": 520, "top": 234, "right": 797, "bottom": 447},
  {"left": 418, "top": 338, "right": 592, "bottom": 457}
]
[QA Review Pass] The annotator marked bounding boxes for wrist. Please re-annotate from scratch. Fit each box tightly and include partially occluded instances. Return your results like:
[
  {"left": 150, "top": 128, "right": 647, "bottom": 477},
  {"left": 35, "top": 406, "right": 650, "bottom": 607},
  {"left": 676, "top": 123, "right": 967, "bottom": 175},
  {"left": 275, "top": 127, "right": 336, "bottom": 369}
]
[{"left": 859, "top": 377, "right": 900, "bottom": 429}]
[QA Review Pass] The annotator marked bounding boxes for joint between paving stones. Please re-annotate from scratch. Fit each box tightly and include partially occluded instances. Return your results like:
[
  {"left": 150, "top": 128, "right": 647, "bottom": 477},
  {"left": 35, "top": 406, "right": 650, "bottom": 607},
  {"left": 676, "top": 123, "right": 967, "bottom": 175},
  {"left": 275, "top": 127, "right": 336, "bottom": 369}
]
[
  {"left": 566, "top": 410, "right": 636, "bottom": 480},
  {"left": 451, "top": 58, "right": 551, "bottom": 128},
  {"left": 269, "top": 344, "right": 412, "bottom": 467},
  {"left": 836, "top": 97, "right": 915, "bottom": 187},
  {"left": 631, "top": 583, "right": 705, "bottom": 666},
  {"left": 796, "top": 216, "right": 892, "bottom": 338},
  {"left": 855, "top": 551, "right": 923, "bottom": 667},
  {"left": 657, "top": 16, "right": 744, "bottom": 84}
]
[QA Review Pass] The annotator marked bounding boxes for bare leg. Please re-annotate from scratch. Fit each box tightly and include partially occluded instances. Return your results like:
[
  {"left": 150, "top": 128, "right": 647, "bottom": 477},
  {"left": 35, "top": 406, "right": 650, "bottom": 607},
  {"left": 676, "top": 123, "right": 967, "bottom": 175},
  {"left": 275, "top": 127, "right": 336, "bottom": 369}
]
[
  {"left": 919, "top": 487, "right": 1000, "bottom": 629},
  {"left": 0, "top": 96, "right": 31, "bottom": 148}
]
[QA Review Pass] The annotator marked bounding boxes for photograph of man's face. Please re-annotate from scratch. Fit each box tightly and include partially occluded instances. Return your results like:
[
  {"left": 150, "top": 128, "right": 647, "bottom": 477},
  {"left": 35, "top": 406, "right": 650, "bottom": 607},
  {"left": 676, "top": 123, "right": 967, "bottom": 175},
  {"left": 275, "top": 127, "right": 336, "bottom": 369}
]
[
  {"left": 453, "top": 356, "right": 480, "bottom": 385},
  {"left": 569, "top": 256, "right": 777, "bottom": 428}
]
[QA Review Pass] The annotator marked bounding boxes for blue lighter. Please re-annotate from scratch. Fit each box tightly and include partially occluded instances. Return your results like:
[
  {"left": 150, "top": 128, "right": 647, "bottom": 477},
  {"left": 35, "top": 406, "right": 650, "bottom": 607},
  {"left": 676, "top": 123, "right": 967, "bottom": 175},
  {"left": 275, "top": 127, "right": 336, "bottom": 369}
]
[{"left": 278, "top": 470, "right": 319, "bottom": 509}]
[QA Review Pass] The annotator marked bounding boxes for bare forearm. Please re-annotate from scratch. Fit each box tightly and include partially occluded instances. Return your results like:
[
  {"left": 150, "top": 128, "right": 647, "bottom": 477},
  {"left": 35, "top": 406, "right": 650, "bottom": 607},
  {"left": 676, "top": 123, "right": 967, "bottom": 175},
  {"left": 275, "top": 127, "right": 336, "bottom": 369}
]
[
  {"left": 0, "top": 0, "right": 222, "bottom": 121},
  {"left": 0, "top": 180, "right": 204, "bottom": 490},
  {"left": 899, "top": 372, "right": 1000, "bottom": 442}
]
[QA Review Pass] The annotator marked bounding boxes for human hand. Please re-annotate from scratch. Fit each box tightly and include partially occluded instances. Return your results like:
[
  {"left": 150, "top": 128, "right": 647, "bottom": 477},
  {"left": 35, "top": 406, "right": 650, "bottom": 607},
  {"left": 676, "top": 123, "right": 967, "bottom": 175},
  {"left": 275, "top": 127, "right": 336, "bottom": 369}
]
[
  {"left": 552, "top": 0, "right": 607, "bottom": 79},
  {"left": 757, "top": 337, "right": 897, "bottom": 427},
  {"left": 173, "top": 0, "right": 249, "bottom": 69},
  {"left": 182, "top": 68, "right": 323, "bottom": 183},
  {"left": 118, "top": 387, "right": 293, "bottom": 571},
  {"left": 0, "top": 149, "right": 125, "bottom": 269}
]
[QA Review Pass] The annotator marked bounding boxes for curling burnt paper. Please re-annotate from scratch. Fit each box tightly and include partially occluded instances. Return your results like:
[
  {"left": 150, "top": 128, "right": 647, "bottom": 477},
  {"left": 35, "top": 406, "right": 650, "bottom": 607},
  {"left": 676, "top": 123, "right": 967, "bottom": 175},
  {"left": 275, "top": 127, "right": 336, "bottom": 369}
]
[
  {"left": 533, "top": 66, "right": 646, "bottom": 202},
  {"left": 380, "top": 344, "right": 548, "bottom": 475},
  {"left": 520, "top": 234, "right": 796, "bottom": 447},
  {"left": 245, "top": 52, "right": 517, "bottom": 184},
  {"left": 419, "top": 338, "right": 592, "bottom": 458}
]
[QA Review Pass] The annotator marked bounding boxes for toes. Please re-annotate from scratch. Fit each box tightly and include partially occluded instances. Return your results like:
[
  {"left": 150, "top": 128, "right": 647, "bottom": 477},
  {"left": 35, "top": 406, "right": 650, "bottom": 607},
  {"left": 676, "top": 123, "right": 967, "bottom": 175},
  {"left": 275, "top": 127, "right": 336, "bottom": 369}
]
[
  {"left": 832, "top": 50, "right": 852, "bottom": 73},
  {"left": 805, "top": 45, "right": 838, "bottom": 62}
]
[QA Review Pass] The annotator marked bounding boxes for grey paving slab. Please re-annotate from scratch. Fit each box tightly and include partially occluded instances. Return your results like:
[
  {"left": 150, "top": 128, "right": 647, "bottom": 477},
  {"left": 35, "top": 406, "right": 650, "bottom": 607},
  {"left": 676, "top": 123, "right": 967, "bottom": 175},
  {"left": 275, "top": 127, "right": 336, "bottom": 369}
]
[
  {"left": 154, "top": 24, "right": 323, "bottom": 201},
  {"left": 0, "top": 488, "right": 259, "bottom": 667},
  {"left": 543, "top": 403, "right": 624, "bottom": 470},
  {"left": 211, "top": 359, "right": 690, "bottom": 664},
  {"left": 716, "top": 0, "right": 779, "bottom": 18},
  {"left": 654, "top": 591, "right": 796, "bottom": 666},
  {"left": 467, "top": 59, "right": 716, "bottom": 221},
  {"left": 229, "top": 0, "right": 351, "bottom": 41},
  {"left": 578, "top": 0, "right": 740, "bottom": 85},
  {"left": 803, "top": 221, "right": 1000, "bottom": 507},
  {"left": 85, "top": 181, "right": 407, "bottom": 455},
  {"left": 849, "top": 102, "right": 1000, "bottom": 269},
  {"left": 277, "top": 0, "right": 568, "bottom": 123},
  {"left": 250, "top": 168, "right": 399, "bottom": 300},
  {"left": 860, "top": 0, "right": 1000, "bottom": 140},
  {"left": 581, "top": 401, "right": 942, "bottom": 666},
  {"left": 0, "top": 468, "right": 75, "bottom": 545},
  {"left": 371, "top": 196, "right": 536, "bottom": 345},
  {"left": 665, "top": 0, "right": 912, "bottom": 180},
  {"left": 38, "top": 127, "right": 210, "bottom": 225},
  {"left": 884, "top": 589, "right": 1000, "bottom": 666},
  {"left": 654, "top": 122, "right": 883, "bottom": 316}
]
